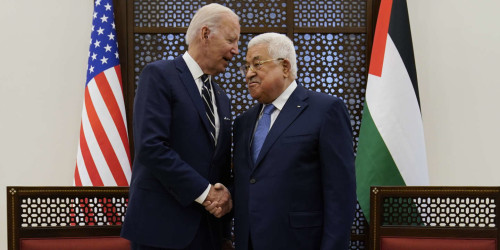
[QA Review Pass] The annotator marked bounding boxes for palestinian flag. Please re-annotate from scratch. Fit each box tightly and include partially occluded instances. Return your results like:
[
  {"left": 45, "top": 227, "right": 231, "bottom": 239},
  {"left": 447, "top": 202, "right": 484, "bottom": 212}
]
[{"left": 355, "top": 0, "right": 429, "bottom": 222}]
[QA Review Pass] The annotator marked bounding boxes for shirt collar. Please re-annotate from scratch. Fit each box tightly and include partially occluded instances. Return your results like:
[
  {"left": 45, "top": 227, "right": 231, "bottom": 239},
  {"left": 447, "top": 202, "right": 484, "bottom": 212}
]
[
  {"left": 270, "top": 80, "right": 297, "bottom": 111},
  {"left": 182, "top": 52, "right": 205, "bottom": 81}
]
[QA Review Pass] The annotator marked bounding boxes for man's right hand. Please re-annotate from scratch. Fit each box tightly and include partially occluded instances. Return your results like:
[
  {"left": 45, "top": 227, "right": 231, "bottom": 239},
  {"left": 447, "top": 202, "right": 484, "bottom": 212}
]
[{"left": 203, "top": 183, "right": 232, "bottom": 218}]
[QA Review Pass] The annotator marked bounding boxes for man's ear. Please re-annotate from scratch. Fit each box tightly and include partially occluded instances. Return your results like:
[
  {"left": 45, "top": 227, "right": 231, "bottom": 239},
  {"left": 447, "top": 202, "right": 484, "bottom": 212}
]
[
  {"left": 281, "top": 59, "right": 291, "bottom": 78},
  {"left": 201, "top": 26, "right": 210, "bottom": 41}
]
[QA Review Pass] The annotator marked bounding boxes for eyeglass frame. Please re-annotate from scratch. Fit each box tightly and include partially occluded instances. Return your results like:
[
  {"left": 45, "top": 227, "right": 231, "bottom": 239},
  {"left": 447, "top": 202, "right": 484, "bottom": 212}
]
[{"left": 239, "top": 58, "right": 284, "bottom": 76}]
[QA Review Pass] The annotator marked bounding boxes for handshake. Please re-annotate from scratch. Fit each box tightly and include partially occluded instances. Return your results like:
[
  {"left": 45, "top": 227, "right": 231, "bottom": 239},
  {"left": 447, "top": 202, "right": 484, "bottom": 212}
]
[{"left": 203, "top": 183, "right": 232, "bottom": 218}]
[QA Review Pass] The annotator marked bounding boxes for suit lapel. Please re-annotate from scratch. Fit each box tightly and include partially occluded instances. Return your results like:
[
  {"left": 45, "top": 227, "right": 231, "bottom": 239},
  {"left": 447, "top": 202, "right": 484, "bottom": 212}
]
[
  {"left": 213, "top": 81, "right": 230, "bottom": 147},
  {"left": 254, "top": 86, "right": 309, "bottom": 167},
  {"left": 174, "top": 57, "right": 214, "bottom": 146}
]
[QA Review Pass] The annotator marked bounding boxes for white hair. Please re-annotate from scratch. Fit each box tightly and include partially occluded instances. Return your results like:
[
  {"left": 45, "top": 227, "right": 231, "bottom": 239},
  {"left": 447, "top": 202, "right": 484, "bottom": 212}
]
[
  {"left": 185, "top": 3, "right": 239, "bottom": 45},
  {"left": 248, "top": 32, "right": 297, "bottom": 79}
]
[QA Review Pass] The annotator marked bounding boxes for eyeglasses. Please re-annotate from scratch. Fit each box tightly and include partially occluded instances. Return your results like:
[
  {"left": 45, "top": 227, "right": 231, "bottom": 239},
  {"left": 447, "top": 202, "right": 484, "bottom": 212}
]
[{"left": 239, "top": 58, "right": 284, "bottom": 76}]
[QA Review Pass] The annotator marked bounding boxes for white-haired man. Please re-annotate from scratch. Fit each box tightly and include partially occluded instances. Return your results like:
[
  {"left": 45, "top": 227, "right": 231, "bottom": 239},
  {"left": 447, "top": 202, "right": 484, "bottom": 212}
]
[
  {"left": 233, "top": 32, "right": 357, "bottom": 250},
  {"left": 121, "top": 3, "right": 239, "bottom": 250}
]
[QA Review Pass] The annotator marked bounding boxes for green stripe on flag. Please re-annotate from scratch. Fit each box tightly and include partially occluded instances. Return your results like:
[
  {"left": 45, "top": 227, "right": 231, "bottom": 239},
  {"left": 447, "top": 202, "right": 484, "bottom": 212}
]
[{"left": 355, "top": 104, "right": 405, "bottom": 221}]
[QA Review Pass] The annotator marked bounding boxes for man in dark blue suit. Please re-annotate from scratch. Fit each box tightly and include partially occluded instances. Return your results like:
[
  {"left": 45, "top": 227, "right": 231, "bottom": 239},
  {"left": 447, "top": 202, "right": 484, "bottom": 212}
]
[
  {"left": 233, "top": 33, "right": 357, "bottom": 250},
  {"left": 121, "top": 4, "right": 239, "bottom": 250}
]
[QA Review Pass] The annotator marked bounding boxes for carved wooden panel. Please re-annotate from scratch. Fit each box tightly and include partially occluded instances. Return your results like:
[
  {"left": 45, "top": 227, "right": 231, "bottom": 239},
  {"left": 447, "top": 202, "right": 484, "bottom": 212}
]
[
  {"left": 369, "top": 186, "right": 500, "bottom": 250},
  {"left": 381, "top": 196, "right": 497, "bottom": 227},
  {"left": 121, "top": 1, "right": 376, "bottom": 249},
  {"left": 9, "top": 187, "right": 128, "bottom": 228}
]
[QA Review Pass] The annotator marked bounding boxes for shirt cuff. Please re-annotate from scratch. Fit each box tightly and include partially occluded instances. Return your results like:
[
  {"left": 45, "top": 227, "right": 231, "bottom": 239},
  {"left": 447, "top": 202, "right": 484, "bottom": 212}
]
[{"left": 195, "top": 184, "right": 211, "bottom": 204}]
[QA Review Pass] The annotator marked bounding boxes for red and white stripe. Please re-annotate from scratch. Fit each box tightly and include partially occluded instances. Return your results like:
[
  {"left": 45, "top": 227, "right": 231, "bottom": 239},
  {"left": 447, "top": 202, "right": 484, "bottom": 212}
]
[{"left": 74, "top": 66, "right": 131, "bottom": 186}]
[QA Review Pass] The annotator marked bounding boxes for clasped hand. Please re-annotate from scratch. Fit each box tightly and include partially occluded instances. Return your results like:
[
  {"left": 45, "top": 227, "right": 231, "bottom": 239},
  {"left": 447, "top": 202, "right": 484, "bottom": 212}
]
[{"left": 203, "top": 183, "right": 232, "bottom": 218}]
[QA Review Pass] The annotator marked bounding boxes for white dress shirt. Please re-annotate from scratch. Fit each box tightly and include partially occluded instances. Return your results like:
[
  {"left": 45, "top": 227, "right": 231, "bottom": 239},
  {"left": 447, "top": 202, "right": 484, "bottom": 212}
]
[
  {"left": 255, "top": 80, "right": 298, "bottom": 132},
  {"left": 182, "top": 52, "right": 219, "bottom": 204}
]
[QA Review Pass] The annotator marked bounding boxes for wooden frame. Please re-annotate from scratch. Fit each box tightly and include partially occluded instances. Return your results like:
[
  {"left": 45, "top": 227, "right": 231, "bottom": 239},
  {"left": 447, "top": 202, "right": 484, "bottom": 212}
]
[
  {"left": 7, "top": 186, "right": 129, "bottom": 250},
  {"left": 369, "top": 186, "right": 500, "bottom": 250}
]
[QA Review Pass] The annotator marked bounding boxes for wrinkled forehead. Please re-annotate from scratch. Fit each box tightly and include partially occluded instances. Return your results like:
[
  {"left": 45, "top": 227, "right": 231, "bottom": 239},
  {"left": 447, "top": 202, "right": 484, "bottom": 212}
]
[
  {"left": 216, "top": 14, "right": 240, "bottom": 34},
  {"left": 246, "top": 44, "right": 270, "bottom": 62}
]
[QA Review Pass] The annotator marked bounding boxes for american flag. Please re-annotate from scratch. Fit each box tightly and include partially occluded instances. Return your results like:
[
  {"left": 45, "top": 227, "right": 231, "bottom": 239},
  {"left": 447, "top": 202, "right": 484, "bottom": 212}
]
[{"left": 74, "top": 0, "right": 131, "bottom": 186}]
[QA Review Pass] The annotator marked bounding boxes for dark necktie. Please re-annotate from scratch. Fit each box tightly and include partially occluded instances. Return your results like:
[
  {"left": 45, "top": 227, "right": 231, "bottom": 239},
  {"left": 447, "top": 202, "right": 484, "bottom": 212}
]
[
  {"left": 252, "top": 104, "right": 276, "bottom": 163},
  {"left": 201, "top": 74, "right": 216, "bottom": 144}
]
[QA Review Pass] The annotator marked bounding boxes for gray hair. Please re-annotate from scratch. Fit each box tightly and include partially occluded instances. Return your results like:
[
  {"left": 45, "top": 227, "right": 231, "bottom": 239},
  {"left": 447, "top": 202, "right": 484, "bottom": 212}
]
[
  {"left": 186, "top": 3, "right": 239, "bottom": 45},
  {"left": 248, "top": 32, "right": 297, "bottom": 79}
]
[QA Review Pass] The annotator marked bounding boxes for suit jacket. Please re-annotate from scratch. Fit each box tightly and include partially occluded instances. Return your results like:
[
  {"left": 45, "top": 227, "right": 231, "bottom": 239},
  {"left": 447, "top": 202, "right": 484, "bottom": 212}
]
[
  {"left": 121, "top": 56, "right": 232, "bottom": 249},
  {"left": 233, "top": 85, "right": 356, "bottom": 250}
]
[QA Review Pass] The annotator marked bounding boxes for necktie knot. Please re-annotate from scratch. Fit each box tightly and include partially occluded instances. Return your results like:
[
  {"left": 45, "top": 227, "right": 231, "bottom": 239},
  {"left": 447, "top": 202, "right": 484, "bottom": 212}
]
[
  {"left": 201, "top": 74, "right": 210, "bottom": 85},
  {"left": 263, "top": 104, "right": 275, "bottom": 115}
]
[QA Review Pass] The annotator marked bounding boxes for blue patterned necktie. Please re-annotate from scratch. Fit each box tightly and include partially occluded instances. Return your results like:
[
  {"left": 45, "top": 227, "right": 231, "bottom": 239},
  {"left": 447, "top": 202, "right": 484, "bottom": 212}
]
[
  {"left": 201, "top": 74, "right": 216, "bottom": 144},
  {"left": 252, "top": 104, "right": 276, "bottom": 163}
]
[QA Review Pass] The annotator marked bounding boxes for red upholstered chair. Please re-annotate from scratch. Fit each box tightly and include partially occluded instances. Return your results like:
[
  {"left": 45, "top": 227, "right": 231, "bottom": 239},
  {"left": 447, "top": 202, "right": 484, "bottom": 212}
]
[
  {"left": 369, "top": 186, "right": 500, "bottom": 250},
  {"left": 7, "top": 186, "right": 130, "bottom": 250}
]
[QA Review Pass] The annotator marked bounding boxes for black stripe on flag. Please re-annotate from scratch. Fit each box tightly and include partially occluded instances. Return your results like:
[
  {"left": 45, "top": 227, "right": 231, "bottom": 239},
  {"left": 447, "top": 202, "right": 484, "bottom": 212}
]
[{"left": 388, "top": 0, "right": 421, "bottom": 107}]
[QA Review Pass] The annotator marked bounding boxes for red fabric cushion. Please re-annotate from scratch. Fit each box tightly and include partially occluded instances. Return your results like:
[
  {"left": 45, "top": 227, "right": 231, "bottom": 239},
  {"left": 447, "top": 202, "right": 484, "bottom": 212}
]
[
  {"left": 381, "top": 236, "right": 496, "bottom": 250},
  {"left": 20, "top": 236, "right": 130, "bottom": 250}
]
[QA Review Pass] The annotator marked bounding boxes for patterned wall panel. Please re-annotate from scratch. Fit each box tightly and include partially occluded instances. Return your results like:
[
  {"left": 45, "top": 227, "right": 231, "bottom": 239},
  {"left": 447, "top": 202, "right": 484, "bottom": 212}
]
[
  {"left": 216, "top": 0, "right": 288, "bottom": 27},
  {"left": 352, "top": 202, "right": 368, "bottom": 233},
  {"left": 294, "top": 0, "right": 367, "bottom": 27},
  {"left": 215, "top": 34, "right": 257, "bottom": 117},
  {"left": 294, "top": 33, "right": 367, "bottom": 140},
  {"left": 134, "top": 0, "right": 207, "bottom": 27},
  {"left": 134, "top": 33, "right": 187, "bottom": 83},
  {"left": 133, "top": 32, "right": 367, "bottom": 128},
  {"left": 134, "top": 0, "right": 289, "bottom": 28},
  {"left": 129, "top": 1, "right": 372, "bottom": 249}
]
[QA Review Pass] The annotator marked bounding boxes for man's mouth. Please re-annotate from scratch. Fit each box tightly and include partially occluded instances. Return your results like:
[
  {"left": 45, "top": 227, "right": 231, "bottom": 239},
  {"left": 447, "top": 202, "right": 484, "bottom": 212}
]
[{"left": 247, "top": 81, "right": 259, "bottom": 87}]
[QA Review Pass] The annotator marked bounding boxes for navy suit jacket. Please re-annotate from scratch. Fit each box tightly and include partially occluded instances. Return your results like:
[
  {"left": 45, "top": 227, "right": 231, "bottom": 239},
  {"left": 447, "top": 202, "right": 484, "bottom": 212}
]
[
  {"left": 121, "top": 57, "right": 232, "bottom": 249},
  {"left": 233, "top": 85, "right": 356, "bottom": 250}
]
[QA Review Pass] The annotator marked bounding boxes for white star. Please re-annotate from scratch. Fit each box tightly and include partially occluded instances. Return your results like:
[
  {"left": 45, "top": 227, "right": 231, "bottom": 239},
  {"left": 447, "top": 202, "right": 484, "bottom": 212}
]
[
  {"left": 108, "top": 33, "right": 115, "bottom": 40},
  {"left": 94, "top": 40, "right": 101, "bottom": 48},
  {"left": 104, "top": 44, "right": 112, "bottom": 52},
  {"left": 93, "top": 12, "right": 98, "bottom": 19},
  {"left": 101, "top": 56, "right": 108, "bottom": 64},
  {"left": 100, "top": 14, "right": 108, "bottom": 23},
  {"left": 91, "top": 25, "right": 95, "bottom": 32},
  {"left": 115, "top": 51, "right": 119, "bottom": 59},
  {"left": 89, "top": 38, "right": 92, "bottom": 45},
  {"left": 111, "top": 22, "right": 115, "bottom": 29},
  {"left": 91, "top": 53, "right": 98, "bottom": 61},
  {"left": 104, "top": 3, "right": 112, "bottom": 11},
  {"left": 97, "top": 27, "right": 104, "bottom": 35},
  {"left": 89, "top": 65, "right": 94, "bottom": 73},
  {"left": 95, "top": 0, "right": 101, "bottom": 6}
]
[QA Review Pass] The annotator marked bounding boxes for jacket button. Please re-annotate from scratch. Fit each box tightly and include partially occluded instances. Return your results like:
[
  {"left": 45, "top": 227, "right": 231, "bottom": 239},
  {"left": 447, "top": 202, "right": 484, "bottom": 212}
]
[{"left": 249, "top": 178, "right": 256, "bottom": 184}]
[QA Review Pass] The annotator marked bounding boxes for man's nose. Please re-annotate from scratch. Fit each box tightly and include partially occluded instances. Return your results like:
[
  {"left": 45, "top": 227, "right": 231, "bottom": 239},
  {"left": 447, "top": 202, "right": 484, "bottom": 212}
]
[
  {"left": 231, "top": 46, "right": 239, "bottom": 55},
  {"left": 246, "top": 69, "right": 257, "bottom": 80}
]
